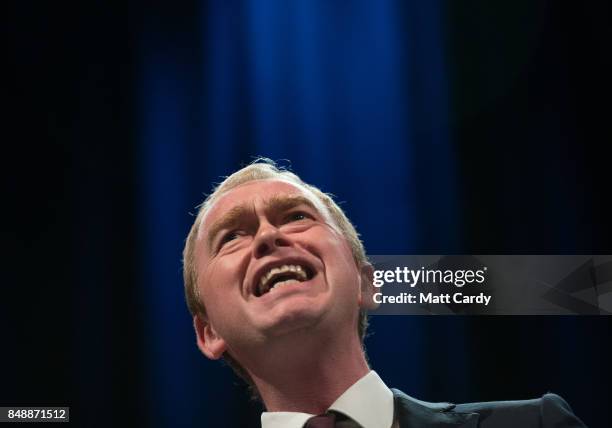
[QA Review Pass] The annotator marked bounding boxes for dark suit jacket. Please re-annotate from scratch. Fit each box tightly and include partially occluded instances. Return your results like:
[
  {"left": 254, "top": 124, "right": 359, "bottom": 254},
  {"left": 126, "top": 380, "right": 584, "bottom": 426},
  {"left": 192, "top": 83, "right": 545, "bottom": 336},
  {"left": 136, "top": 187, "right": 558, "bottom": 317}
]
[{"left": 392, "top": 389, "right": 587, "bottom": 428}]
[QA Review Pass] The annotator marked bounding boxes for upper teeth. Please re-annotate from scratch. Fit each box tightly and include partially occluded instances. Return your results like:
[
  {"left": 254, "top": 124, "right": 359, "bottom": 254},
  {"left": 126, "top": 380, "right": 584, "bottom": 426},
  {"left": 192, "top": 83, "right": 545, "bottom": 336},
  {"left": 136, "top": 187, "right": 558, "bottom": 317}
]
[{"left": 259, "top": 264, "right": 308, "bottom": 294}]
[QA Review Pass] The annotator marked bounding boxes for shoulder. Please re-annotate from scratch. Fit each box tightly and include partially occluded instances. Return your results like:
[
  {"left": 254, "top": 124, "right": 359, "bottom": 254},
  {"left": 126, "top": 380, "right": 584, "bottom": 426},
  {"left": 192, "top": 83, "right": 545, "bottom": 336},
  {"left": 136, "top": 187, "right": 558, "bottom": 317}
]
[
  {"left": 454, "top": 392, "right": 586, "bottom": 427},
  {"left": 392, "top": 389, "right": 587, "bottom": 428}
]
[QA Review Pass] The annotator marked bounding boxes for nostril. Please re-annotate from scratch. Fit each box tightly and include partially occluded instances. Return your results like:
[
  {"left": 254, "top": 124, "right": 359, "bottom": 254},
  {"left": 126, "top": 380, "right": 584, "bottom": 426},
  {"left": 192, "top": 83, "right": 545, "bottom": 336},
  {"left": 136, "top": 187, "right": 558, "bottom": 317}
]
[{"left": 256, "top": 242, "right": 270, "bottom": 257}]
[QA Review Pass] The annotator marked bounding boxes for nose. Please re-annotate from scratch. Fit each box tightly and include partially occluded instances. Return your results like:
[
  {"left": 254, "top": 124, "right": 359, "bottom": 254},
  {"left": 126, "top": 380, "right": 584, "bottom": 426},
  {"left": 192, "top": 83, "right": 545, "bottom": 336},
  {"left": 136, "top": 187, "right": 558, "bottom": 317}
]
[{"left": 252, "top": 221, "right": 291, "bottom": 258}]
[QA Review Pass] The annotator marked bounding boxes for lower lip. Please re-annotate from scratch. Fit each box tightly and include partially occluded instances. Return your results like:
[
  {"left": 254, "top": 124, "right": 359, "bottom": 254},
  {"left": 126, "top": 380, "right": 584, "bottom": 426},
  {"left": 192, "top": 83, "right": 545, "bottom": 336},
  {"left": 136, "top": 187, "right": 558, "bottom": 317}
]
[{"left": 256, "top": 275, "right": 317, "bottom": 301}]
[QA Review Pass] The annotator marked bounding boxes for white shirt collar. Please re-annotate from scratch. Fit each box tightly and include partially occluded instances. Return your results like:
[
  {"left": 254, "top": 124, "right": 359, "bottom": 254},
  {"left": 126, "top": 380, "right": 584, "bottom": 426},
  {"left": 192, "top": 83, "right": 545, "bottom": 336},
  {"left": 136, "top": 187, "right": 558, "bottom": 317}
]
[{"left": 261, "top": 370, "right": 394, "bottom": 428}]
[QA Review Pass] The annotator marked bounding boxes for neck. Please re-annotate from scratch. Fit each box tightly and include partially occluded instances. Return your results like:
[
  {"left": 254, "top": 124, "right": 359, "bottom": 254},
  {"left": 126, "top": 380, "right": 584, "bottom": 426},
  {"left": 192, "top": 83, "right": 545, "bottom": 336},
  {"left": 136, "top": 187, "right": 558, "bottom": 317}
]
[{"left": 243, "top": 328, "right": 370, "bottom": 414}]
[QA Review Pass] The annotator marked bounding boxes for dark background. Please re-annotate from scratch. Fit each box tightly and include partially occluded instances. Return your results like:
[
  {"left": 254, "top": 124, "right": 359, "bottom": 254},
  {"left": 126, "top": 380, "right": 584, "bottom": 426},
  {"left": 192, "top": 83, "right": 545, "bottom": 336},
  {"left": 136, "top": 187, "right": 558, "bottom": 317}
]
[{"left": 4, "top": 1, "right": 611, "bottom": 427}]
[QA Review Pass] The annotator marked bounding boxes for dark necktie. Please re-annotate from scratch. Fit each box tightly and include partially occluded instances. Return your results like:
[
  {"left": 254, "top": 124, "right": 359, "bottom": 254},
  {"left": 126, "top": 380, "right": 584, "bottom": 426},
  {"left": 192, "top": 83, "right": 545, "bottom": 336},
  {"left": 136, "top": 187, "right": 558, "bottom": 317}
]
[
  {"left": 304, "top": 412, "right": 359, "bottom": 428},
  {"left": 304, "top": 412, "right": 336, "bottom": 428}
]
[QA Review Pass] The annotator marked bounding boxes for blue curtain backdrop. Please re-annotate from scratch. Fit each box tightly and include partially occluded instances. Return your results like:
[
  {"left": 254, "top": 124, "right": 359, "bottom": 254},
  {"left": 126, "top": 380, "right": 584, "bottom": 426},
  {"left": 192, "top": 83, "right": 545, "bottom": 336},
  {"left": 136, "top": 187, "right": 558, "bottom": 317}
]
[
  {"left": 139, "top": 2, "right": 462, "bottom": 426},
  {"left": 5, "top": 1, "right": 611, "bottom": 428},
  {"left": 130, "top": 1, "right": 611, "bottom": 427}
]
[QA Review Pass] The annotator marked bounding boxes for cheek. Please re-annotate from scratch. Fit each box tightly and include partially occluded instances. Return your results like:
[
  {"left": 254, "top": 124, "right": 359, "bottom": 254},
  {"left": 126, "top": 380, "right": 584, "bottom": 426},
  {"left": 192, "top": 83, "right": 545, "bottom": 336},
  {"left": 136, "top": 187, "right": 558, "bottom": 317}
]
[
  {"left": 198, "top": 262, "right": 239, "bottom": 315},
  {"left": 310, "top": 225, "right": 355, "bottom": 259},
  {"left": 202, "top": 256, "right": 242, "bottom": 290},
  {"left": 320, "top": 237, "right": 361, "bottom": 282},
  {"left": 328, "top": 236, "right": 358, "bottom": 266}
]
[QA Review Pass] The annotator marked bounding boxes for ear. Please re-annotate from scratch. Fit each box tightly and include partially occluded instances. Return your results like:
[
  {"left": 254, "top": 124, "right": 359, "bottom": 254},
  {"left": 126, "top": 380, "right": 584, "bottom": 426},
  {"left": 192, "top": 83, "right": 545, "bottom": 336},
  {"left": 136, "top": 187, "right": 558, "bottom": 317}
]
[
  {"left": 193, "top": 314, "right": 227, "bottom": 360},
  {"left": 358, "top": 262, "right": 379, "bottom": 310}
]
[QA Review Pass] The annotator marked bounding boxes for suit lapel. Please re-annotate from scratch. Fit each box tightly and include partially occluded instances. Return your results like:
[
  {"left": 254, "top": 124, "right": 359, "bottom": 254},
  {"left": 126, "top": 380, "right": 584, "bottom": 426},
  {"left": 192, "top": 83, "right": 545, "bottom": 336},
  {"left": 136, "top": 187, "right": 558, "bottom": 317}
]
[{"left": 392, "top": 389, "right": 479, "bottom": 428}]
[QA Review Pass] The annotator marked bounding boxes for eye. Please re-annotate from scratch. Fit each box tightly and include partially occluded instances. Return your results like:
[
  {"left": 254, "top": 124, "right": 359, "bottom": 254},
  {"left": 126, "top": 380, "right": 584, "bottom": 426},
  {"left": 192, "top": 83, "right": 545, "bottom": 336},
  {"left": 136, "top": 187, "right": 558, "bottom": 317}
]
[
  {"left": 219, "top": 230, "right": 240, "bottom": 248},
  {"left": 284, "top": 211, "right": 311, "bottom": 223}
]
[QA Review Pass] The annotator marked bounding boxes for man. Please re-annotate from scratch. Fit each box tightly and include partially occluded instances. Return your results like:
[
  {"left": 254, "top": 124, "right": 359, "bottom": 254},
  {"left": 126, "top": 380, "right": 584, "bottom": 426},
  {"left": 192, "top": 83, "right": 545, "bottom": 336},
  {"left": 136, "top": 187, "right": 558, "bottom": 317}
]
[{"left": 183, "top": 159, "right": 586, "bottom": 427}]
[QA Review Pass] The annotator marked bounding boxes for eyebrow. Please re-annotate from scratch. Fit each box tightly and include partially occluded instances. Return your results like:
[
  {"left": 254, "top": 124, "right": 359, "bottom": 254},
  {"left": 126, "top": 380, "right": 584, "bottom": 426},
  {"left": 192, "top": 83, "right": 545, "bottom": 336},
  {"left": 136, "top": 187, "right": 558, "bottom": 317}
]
[
  {"left": 205, "top": 195, "right": 320, "bottom": 252},
  {"left": 266, "top": 194, "right": 319, "bottom": 215}
]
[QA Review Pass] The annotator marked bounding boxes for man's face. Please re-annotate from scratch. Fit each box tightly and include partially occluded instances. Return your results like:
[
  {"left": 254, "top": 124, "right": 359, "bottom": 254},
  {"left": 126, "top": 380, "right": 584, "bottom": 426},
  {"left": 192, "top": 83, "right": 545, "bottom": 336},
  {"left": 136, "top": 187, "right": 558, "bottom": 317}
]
[{"left": 193, "top": 179, "right": 371, "bottom": 360}]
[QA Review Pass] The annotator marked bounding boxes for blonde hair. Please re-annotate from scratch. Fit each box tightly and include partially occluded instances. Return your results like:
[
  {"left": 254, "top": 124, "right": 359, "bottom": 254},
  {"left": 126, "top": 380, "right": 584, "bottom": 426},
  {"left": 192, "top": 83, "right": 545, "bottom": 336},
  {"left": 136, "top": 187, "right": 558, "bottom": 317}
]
[{"left": 182, "top": 158, "right": 370, "bottom": 393}]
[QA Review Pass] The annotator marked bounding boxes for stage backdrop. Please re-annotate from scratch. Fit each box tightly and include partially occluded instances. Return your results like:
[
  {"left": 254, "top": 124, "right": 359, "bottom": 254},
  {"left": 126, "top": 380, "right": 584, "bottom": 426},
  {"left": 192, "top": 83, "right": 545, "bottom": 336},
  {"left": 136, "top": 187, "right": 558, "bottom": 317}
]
[{"left": 4, "top": 1, "right": 610, "bottom": 428}]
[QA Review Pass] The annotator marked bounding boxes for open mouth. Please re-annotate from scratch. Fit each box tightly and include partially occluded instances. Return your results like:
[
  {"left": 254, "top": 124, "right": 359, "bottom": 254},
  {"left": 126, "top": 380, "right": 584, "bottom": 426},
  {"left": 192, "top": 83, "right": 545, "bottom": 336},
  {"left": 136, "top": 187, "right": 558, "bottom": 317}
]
[{"left": 254, "top": 264, "right": 315, "bottom": 297}]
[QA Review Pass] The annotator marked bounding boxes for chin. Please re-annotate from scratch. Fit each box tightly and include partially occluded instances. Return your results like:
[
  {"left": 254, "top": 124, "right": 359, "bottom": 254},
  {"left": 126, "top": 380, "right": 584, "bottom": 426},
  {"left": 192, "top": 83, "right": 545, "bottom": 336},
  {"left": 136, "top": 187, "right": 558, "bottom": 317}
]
[{"left": 258, "top": 298, "right": 326, "bottom": 337}]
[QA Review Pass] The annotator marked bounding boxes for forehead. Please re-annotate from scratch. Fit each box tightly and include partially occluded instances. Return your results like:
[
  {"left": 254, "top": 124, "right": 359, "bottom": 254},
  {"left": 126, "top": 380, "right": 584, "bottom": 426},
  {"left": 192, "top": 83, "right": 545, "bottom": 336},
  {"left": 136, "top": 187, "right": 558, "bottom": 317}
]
[{"left": 199, "top": 179, "right": 328, "bottom": 236}]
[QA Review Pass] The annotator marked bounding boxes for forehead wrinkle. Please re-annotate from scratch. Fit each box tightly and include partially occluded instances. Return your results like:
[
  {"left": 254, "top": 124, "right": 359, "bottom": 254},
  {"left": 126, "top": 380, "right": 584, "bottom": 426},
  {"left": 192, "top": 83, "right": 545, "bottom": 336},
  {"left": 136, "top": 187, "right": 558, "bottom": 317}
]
[
  {"left": 206, "top": 195, "right": 317, "bottom": 249},
  {"left": 201, "top": 185, "right": 334, "bottom": 253}
]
